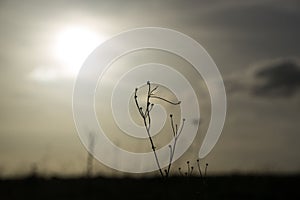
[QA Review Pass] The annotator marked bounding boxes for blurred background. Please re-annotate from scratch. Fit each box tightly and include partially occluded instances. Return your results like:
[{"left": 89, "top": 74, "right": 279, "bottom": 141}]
[{"left": 1, "top": 0, "right": 300, "bottom": 178}]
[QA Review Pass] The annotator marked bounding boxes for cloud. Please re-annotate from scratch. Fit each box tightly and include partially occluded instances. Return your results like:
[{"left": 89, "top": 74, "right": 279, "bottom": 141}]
[
  {"left": 253, "top": 59, "right": 300, "bottom": 97},
  {"left": 225, "top": 58, "right": 300, "bottom": 98}
]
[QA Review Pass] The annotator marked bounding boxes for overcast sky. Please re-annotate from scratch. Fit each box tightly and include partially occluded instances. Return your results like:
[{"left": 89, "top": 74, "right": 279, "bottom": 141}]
[{"left": 1, "top": 0, "right": 300, "bottom": 177}]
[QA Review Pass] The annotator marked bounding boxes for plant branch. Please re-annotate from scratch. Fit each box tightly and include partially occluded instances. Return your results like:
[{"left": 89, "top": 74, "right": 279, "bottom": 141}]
[
  {"left": 150, "top": 95, "right": 181, "bottom": 105},
  {"left": 134, "top": 81, "right": 184, "bottom": 178}
]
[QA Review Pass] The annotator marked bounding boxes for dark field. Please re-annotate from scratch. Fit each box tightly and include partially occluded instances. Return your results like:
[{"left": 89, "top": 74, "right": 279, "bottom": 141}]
[{"left": 0, "top": 175, "right": 299, "bottom": 200}]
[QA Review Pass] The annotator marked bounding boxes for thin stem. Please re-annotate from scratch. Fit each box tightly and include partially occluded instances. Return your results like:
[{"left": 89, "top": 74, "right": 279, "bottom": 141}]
[
  {"left": 205, "top": 163, "right": 208, "bottom": 177},
  {"left": 170, "top": 115, "right": 175, "bottom": 137},
  {"left": 150, "top": 85, "right": 159, "bottom": 94},
  {"left": 143, "top": 110, "right": 164, "bottom": 178},
  {"left": 203, "top": 163, "right": 208, "bottom": 184},
  {"left": 134, "top": 83, "right": 164, "bottom": 178},
  {"left": 150, "top": 95, "right": 181, "bottom": 105},
  {"left": 178, "top": 168, "right": 182, "bottom": 176},
  {"left": 166, "top": 137, "right": 177, "bottom": 177},
  {"left": 86, "top": 132, "right": 95, "bottom": 177},
  {"left": 187, "top": 161, "right": 190, "bottom": 176},
  {"left": 176, "top": 118, "right": 185, "bottom": 138},
  {"left": 166, "top": 117, "right": 185, "bottom": 177},
  {"left": 197, "top": 159, "right": 203, "bottom": 179}
]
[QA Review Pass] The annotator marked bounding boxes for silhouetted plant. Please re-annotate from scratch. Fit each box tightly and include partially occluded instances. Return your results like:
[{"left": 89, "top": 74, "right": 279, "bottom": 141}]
[
  {"left": 187, "top": 161, "right": 190, "bottom": 175},
  {"left": 181, "top": 160, "right": 194, "bottom": 177},
  {"left": 134, "top": 81, "right": 207, "bottom": 180},
  {"left": 178, "top": 167, "right": 183, "bottom": 176},
  {"left": 86, "top": 132, "right": 95, "bottom": 177},
  {"left": 196, "top": 159, "right": 209, "bottom": 183},
  {"left": 190, "top": 166, "right": 194, "bottom": 176},
  {"left": 134, "top": 81, "right": 183, "bottom": 178},
  {"left": 197, "top": 159, "right": 203, "bottom": 179},
  {"left": 166, "top": 114, "right": 185, "bottom": 177},
  {"left": 205, "top": 163, "right": 208, "bottom": 177},
  {"left": 204, "top": 163, "right": 208, "bottom": 184},
  {"left": 178, "top": 159, "right": 208, "bottom": 183}
]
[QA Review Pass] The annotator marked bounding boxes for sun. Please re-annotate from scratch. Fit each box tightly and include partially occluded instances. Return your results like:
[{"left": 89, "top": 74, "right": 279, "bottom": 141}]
[{"left": 54, "top": 25, "right": 106, "bottom": 76}]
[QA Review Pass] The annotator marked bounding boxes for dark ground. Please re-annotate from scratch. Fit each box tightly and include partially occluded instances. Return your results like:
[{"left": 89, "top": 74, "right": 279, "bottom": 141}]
[{"left": 0, "top": 175, "right": 299, "bottom": 200}]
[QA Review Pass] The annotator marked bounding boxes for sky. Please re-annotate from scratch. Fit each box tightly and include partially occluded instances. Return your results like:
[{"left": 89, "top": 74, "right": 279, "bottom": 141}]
[{"left": 0, "top": 0, "right": 300, "bottom": 177}]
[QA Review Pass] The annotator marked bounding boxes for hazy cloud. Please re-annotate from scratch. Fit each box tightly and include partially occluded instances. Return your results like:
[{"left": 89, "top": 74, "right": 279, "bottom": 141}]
[
  {"left": 253, "top": 59, "right": 300, "bottom": 97},
  {"left": 226, "top": 58, "right": 300, "bottom": 98}
]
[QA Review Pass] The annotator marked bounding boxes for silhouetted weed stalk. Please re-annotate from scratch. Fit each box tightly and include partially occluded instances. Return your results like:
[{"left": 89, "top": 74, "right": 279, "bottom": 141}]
[
  {"left": 134, "top": 81, "right": 208, "bottom": 182},
  {"left": 134, "top": 81, "right": 184, "bottom": 178},
  {"left": 86, "top": 132, "right": 95, "bottom": 177},
  {"left": 197, "top": 159, "right": 209, "bottom": 182},
  {"left": 177, "top": 159, "right": 208, "bottom": 183}
]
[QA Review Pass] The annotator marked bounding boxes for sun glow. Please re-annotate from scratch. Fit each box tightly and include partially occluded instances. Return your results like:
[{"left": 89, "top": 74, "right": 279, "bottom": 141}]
[{"left": 54, "top": 26, "right": 106, "bottom": 77}]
